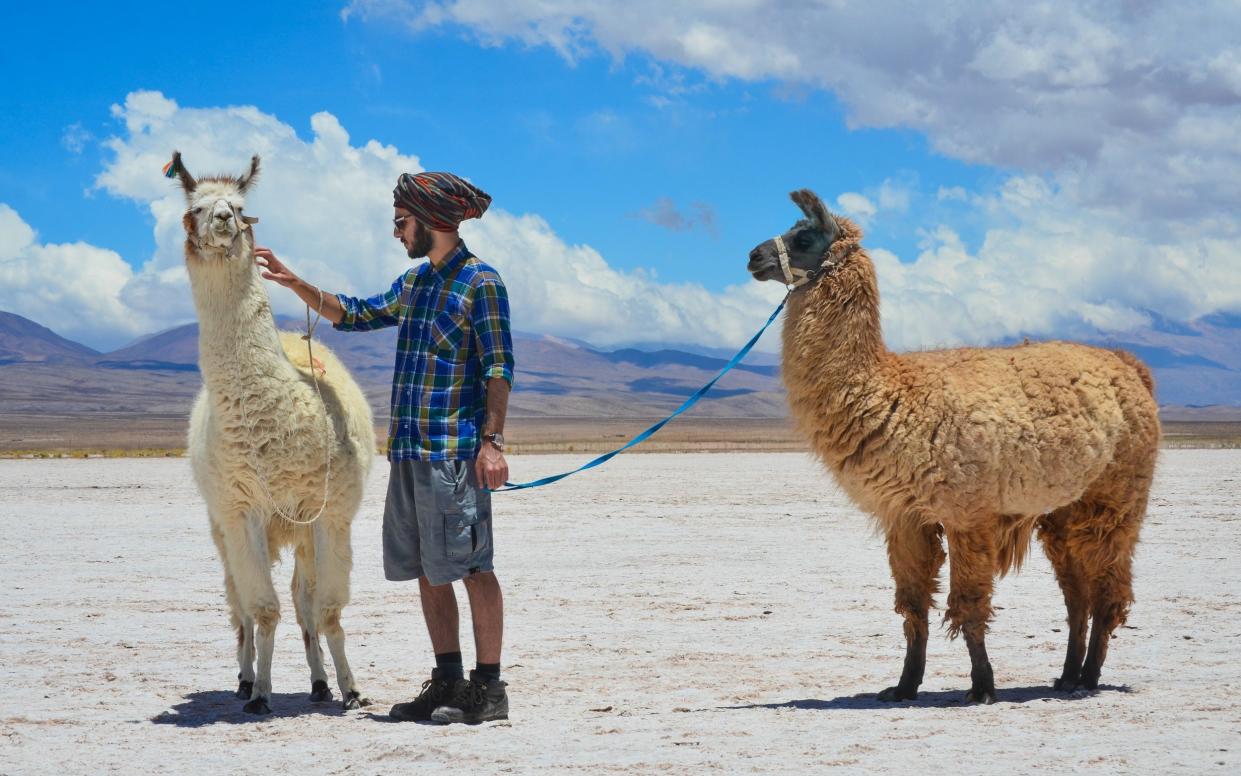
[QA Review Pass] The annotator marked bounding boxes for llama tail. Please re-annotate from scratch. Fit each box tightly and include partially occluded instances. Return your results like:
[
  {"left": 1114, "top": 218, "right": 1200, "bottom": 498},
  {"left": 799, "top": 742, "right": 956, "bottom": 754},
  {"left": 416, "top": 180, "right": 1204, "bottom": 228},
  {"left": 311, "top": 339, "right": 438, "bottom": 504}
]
[
  {"left": 996, "top": 514, "right": 1037, "bottom": 578},
  {"left": 1112, "top": 349, "right": 1156, "bottom": 396}
]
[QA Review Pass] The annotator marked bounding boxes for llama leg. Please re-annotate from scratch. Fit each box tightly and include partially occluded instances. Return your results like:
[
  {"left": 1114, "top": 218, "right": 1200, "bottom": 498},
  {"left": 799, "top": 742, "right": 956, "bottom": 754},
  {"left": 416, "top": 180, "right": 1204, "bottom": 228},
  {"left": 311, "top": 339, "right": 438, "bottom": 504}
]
[
  {"left": 230, "top": 575, "right": 256, "bottom": 700},
  {"left": 222, "top": 515, "right": 281, "bottom": 714},
  {"left": 210, "top": 519, "right": 254, "bottom": 698},
  {"left": 945, "top": 524, "right": 998, "bottom": 705},
  {"left": 292, "top": 544, "right": 331, "bottom": 702},
  {"left": 877, "top": 521, "right": 945, "bottom": 701},
  {"left": 313, "top": 520, "right": 369, "bottom": 709},
  {"left": 1072, "top": 452, "right": 1153, "bottom": 690},
  {"left": 1079, "top": 491, "right": 1148, "bottom": 689},
  {"left": 1037, "top": 506, "right": 1091, "bottom": 690}
]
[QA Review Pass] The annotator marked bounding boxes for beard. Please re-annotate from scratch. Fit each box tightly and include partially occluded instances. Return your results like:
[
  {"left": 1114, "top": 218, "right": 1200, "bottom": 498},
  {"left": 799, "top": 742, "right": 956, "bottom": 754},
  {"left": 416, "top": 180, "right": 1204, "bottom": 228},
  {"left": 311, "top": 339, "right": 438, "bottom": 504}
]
[{"left": 406, "top": 221, "right": 433, "bottom": 260}]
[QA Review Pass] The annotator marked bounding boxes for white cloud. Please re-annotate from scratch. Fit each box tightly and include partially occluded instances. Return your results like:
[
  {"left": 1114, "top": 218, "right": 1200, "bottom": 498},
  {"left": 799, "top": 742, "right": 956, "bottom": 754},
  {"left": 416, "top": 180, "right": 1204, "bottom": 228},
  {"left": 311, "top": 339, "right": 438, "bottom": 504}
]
[
  {"left": 5, "top": 91, "right": 785, "bottom": 352},
  {"left": 339, "top": 1, "right": 1241, "bottom": 347},
  {"left": 871, "top": 176, "right": 1241, "bottom": 350},
  {"left": 834, "top": 178, "right": 909, "bottom": 227},
  {"left": 0, "top": 204, "right": 146, "bottom": 349},
  {"left": 343, "top": 1, "right": 1241, "bottom": 227},
  {"left": 11, "top": 83, "right": 1240, "bottom": 358},
  {"left": 834, "top": 192, "right": 876, "bottom": 224}
]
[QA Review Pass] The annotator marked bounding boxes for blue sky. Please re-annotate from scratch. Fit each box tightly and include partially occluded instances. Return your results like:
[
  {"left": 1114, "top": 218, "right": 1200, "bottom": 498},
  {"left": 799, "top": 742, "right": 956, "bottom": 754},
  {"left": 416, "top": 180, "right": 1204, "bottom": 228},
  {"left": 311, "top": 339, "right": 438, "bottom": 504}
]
[{"left": 2, "top": 2, "right": 1239, "bottom": 351}]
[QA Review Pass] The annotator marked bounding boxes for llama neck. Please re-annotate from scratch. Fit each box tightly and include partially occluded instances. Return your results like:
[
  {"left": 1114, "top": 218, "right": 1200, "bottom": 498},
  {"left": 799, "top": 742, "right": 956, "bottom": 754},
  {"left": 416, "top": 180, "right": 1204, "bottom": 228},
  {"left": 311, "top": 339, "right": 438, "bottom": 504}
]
[
  {"left": 780, "top": 245, "right": 892, "bottom": 456},
  {"left": 186, "top": 238, "right": 291, "bottom": 393}
]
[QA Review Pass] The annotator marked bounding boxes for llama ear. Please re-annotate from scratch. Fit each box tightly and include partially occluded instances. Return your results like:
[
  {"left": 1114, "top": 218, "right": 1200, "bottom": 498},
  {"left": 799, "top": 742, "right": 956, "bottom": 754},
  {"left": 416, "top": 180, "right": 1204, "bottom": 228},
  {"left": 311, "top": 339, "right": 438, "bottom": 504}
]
[
  {"left": 789, "top": 189, "right": 832, "bottom": 229},
  {"left": 789, "top": 188, "right": 841, "bottom": 241},
  {"left": 171, "top": 151, "right": 197, "bottom": 194},
  {"left": 238, "top": 154, "right": 261, "bottom": 194}
]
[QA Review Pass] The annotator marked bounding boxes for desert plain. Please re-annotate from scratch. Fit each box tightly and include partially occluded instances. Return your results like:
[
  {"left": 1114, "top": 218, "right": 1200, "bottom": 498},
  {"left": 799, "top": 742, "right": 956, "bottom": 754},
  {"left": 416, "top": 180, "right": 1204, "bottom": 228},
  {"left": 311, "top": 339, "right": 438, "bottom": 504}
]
[{"left": 1, "top": 449, "right": 1238, "bottom": 774}]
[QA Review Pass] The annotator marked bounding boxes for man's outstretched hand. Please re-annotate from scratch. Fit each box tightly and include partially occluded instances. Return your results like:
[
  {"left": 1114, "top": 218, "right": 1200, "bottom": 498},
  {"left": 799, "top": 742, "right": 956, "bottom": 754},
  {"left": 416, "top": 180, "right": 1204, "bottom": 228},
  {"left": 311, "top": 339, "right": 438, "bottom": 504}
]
[{"left": 255, "top": 246, "right": 299, "bottom": 288}]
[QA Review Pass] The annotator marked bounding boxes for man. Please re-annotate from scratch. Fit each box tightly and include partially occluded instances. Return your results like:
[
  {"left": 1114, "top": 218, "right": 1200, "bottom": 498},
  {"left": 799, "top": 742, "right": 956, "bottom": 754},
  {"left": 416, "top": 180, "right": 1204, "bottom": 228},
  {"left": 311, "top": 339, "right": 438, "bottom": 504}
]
[{"left": 255, "top": 171, "right": 514, "bottom": 725}]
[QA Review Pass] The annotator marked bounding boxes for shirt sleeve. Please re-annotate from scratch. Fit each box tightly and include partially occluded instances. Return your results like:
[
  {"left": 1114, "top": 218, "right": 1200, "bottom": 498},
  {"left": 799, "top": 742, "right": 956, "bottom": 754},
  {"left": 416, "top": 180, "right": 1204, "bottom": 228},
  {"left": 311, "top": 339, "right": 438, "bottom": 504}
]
[
  {"left": 333, "top": 272, "right": 408, "bottom": 331},
  {"left": 472, "top": 277, "right": 515, "bottom": 387}
]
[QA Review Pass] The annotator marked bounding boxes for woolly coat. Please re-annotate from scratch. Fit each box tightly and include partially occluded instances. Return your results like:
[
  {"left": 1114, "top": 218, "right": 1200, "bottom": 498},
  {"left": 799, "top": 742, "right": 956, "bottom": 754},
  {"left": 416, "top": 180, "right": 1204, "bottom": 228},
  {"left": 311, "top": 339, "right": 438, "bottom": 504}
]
[
  {"left": 779, "top": 218, "right": 1160, "bottom": 567},
  {"left": 186, "top": 228, "right": 374, "bottom": 559}
]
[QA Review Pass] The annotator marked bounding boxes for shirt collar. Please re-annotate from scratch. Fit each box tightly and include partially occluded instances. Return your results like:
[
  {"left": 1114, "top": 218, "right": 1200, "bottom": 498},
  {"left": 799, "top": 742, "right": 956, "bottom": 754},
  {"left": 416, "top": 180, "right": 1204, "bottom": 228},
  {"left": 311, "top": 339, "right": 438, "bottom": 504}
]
[{"left": 424, "top": 240, "right": 471, "bottom": 283}]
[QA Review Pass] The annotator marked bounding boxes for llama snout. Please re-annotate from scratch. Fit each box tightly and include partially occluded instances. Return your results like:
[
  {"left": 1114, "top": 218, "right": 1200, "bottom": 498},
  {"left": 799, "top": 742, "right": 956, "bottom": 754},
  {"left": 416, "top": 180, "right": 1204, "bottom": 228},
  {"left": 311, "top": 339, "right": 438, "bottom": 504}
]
[{"left": 747, "top": 246, "right": 775, "bottom": 279}]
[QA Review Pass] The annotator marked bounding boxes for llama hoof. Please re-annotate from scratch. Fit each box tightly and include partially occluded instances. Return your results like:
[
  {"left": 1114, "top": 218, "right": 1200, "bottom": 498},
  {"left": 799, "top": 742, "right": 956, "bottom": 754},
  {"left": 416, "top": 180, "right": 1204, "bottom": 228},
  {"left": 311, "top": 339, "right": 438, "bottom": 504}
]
[
  {"left": 1053, "top": 676, "right": 1079, "bottom": 692},
  {"left": 309, "top": 680, "right": 333, "bottom": 703},
  {"left": 342, "top": 690, "right": 371, "bottom": 710},
  {"left": 877, "top": 685, "right": 918, "bottom": 702},
  {"left": 963, "top": 687, "right": 997, "bottom": 705},
  {"left": 243, "top": 696, "right": 272, "bottom": 715},
  {"left": 236, "top": 680, "right": 254, "bottom": 700}
]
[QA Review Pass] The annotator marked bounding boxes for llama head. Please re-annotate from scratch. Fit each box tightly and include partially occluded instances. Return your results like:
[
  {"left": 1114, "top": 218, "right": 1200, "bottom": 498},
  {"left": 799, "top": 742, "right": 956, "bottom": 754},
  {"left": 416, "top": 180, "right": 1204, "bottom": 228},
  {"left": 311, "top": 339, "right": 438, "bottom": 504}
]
[
  {"left": 747, "top": 189, "right": 842, "bottom": 289},
  {"left": 171, "top": 151, "right": 261, "bottom": 254}
]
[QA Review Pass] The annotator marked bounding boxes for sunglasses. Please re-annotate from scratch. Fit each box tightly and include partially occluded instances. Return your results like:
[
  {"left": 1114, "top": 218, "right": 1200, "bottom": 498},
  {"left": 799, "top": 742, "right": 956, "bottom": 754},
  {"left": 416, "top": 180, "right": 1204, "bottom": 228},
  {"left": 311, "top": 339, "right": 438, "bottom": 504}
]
[{"left": 393, "top": 215, "right": 415, "bottom": 233}]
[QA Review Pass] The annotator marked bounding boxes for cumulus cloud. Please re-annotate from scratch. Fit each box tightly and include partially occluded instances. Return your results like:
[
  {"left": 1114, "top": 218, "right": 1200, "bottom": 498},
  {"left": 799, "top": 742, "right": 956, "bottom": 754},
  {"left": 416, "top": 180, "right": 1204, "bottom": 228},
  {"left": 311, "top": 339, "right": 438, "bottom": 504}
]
[
  {"left": 4, "top": 91, "right": 783, "bottom": 352},
  {"left": 874, "top": 176, "right": 1241, "bottom": 350},
  {"left": 11, "top": 78, "right": 1239, "bottom": 357},
  {"left": 835, "top": 178, "right": 911, "bottom": 227},
  {"left": 340, "top": 0, "right": 1241, "bottom": 346},
  {"left": 0, "top": 204, "right": 146, "bottom": 349},
  {"left": 834, "top": 193, "right": 877, "bottom": 224},
  {"left": 342, "top": 2, "right": 1241, "bottom": 226}
]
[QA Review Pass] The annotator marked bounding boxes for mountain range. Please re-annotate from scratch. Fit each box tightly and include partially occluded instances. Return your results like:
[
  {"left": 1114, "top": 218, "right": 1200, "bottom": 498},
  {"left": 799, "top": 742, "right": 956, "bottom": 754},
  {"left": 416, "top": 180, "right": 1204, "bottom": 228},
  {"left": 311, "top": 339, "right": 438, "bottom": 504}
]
[
  {"left": 1, "top": 308, "right": 1238, "bottom": 437},
  {"left": 0, "top": 310, "right": 788, "bottom": 425}
]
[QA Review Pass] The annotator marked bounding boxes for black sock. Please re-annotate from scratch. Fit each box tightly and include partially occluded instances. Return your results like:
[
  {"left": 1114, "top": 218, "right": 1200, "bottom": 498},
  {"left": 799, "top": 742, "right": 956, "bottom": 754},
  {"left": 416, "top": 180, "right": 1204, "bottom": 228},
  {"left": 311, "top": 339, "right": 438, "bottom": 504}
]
[
  {"left": 475, "top": 662, "right": 501, "bottom": 684},
  {"left": 435, "top": 652, "right": 464, "bottom": 681}
]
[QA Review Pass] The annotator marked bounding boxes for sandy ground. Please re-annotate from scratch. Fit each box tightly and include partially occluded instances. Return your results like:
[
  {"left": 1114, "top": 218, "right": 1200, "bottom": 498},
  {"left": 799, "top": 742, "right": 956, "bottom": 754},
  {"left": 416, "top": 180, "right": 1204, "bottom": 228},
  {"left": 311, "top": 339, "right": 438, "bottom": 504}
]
[{"left": 1, "top": 450, "right": 1239, "bottom": 774}]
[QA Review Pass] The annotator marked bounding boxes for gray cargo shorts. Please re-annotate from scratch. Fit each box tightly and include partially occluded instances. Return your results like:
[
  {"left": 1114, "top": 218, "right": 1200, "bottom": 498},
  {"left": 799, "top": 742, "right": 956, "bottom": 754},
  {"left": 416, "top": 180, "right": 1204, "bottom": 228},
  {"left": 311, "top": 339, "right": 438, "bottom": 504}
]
[{"left": 382, "top": 458, "right": 494, "bottom": 586}]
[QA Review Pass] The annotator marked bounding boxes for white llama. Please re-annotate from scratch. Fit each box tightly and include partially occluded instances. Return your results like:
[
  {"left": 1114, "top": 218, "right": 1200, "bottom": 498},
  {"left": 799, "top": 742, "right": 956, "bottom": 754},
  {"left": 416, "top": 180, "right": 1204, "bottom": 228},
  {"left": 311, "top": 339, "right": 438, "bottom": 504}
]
[{"left": 172, "top": 152, "right": 376, "bottom": 714}]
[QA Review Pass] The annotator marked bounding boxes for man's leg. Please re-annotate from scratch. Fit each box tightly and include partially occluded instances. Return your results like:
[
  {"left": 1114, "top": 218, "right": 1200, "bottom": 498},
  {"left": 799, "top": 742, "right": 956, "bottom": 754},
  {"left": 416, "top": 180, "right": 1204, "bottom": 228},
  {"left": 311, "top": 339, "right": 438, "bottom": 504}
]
[
  {"left": 387, "top": 461, "right": 463, "bottom": 722},
  {"left": 418, "top": 575, "right": 462, "bottom": 655},
  {"left": 462, "top": 571, "right": 503, "bottom": 664},
  {"left": 431, "top": 572, "right": 507, "bottom": 723}
]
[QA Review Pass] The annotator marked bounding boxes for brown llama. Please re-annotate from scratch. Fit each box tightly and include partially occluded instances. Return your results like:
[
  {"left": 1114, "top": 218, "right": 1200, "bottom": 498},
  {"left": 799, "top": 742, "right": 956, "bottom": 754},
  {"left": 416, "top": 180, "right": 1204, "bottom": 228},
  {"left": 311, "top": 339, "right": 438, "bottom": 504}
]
[{"left": 747, "top": 189, "right": 1160, "bottom": 704}]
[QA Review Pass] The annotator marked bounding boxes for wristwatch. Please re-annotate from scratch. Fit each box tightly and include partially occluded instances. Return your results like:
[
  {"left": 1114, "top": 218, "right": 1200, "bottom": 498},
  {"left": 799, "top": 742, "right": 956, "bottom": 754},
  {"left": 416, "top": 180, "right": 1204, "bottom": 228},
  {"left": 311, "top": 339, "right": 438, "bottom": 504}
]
[{"left": 484, "top": 432, "right": 505, "bottom": 452}]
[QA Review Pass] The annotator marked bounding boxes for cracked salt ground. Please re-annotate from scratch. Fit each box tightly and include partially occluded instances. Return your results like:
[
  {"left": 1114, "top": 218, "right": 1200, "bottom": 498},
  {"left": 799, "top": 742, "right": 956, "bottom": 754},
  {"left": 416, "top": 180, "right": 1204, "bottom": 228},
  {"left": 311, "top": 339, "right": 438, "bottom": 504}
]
[{"left": 0, "top": 451, "right": 1239, "bottom": 773}]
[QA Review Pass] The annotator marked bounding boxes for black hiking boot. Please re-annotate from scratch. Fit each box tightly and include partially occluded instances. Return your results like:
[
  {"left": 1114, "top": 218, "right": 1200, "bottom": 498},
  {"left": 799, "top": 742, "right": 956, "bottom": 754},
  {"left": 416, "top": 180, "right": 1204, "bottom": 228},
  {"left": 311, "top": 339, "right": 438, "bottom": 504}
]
[
  {"left": 431, "top": 670, "right": 509, "bottom": 724},
  {"left": 389, "top": 668, "right": 456, "bottom": 722}
]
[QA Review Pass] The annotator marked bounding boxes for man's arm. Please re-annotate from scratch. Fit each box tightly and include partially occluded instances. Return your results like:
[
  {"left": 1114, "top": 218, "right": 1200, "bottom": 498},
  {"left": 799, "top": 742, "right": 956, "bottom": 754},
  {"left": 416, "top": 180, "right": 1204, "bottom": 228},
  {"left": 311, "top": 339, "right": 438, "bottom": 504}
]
[
  {"left": 472, "top": 277, "right": 515, "bottom": 490},
  {"left": 256, "top": 246, "right": 345, "bottom": 324},
  {"left": 481, "top": 377, "right": 510, "bottom": 440},
  {"left": 476, "top": 376, "right": 510, "bottom": 490},
  {"left": 257, "top": 246, "right": 408, "bottom": 331}
]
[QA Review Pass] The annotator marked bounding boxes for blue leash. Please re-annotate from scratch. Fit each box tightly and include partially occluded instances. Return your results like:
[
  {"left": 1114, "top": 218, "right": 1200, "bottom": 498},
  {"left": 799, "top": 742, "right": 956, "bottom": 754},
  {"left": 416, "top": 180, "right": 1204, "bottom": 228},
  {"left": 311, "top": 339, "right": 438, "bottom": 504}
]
[{"left": 492, "top": 294, "right": 788, "bottom": 492}]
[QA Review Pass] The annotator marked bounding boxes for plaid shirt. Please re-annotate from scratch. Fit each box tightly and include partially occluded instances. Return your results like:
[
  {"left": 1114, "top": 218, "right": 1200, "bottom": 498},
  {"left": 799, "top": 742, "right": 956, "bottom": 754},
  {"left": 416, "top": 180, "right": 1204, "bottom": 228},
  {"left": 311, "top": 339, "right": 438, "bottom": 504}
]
[{"left": 333, "top": 242, "right": 514, "bottom": 461}]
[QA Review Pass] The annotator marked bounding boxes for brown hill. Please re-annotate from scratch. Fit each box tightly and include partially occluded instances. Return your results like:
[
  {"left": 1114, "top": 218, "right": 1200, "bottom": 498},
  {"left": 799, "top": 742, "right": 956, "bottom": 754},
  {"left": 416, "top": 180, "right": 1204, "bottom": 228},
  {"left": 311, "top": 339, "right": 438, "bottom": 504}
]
[
  {"left": 0, "top": 311, "right": 99, "bottom": 364},
  {"left": 73, "top": 316, "right": 788, "bottom": 419}
]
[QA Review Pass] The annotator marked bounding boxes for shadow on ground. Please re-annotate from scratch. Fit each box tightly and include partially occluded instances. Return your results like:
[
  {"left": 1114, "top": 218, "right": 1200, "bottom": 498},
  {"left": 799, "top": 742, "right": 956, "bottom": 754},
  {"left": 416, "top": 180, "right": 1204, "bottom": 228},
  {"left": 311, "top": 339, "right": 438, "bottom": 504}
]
[
  {"left": 715, "top": 684, "right": 1132, "bottom": 712},
  {"left": 151, "top": 690, "right": 352, "bottom": 726}
]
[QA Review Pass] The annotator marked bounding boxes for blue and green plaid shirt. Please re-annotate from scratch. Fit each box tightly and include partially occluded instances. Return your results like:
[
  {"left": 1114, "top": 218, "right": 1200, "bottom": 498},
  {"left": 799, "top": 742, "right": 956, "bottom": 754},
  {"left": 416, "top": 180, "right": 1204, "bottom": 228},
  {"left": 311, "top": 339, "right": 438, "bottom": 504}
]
[{"left": 333, "top": 242, "right": 514, "bottom": 461}]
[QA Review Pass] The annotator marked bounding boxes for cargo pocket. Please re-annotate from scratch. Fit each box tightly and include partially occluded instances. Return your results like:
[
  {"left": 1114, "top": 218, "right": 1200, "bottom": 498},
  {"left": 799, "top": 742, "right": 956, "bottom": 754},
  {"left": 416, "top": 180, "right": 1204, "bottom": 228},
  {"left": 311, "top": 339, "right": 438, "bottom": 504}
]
[{"left": 434, "top": 460, "right": 489, "bottom": 560}]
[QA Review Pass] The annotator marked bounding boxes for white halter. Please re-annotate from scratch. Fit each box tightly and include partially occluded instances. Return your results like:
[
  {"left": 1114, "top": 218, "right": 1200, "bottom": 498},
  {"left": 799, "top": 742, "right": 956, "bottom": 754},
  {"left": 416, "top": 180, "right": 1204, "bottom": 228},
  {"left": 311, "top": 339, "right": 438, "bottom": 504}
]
[{"left": 774, "top": 234, "right": 839, "bottom": 290}]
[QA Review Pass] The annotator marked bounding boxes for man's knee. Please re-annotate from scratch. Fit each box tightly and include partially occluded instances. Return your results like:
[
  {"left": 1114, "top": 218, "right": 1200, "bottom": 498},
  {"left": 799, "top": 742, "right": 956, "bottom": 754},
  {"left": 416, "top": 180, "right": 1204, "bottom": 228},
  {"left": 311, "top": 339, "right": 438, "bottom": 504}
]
[
  {"left": 462, "top": 570, "right": 498, "bottom": 589},
  {"left": 418, "top": 575, "right": 455, "bottom": 594}
]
